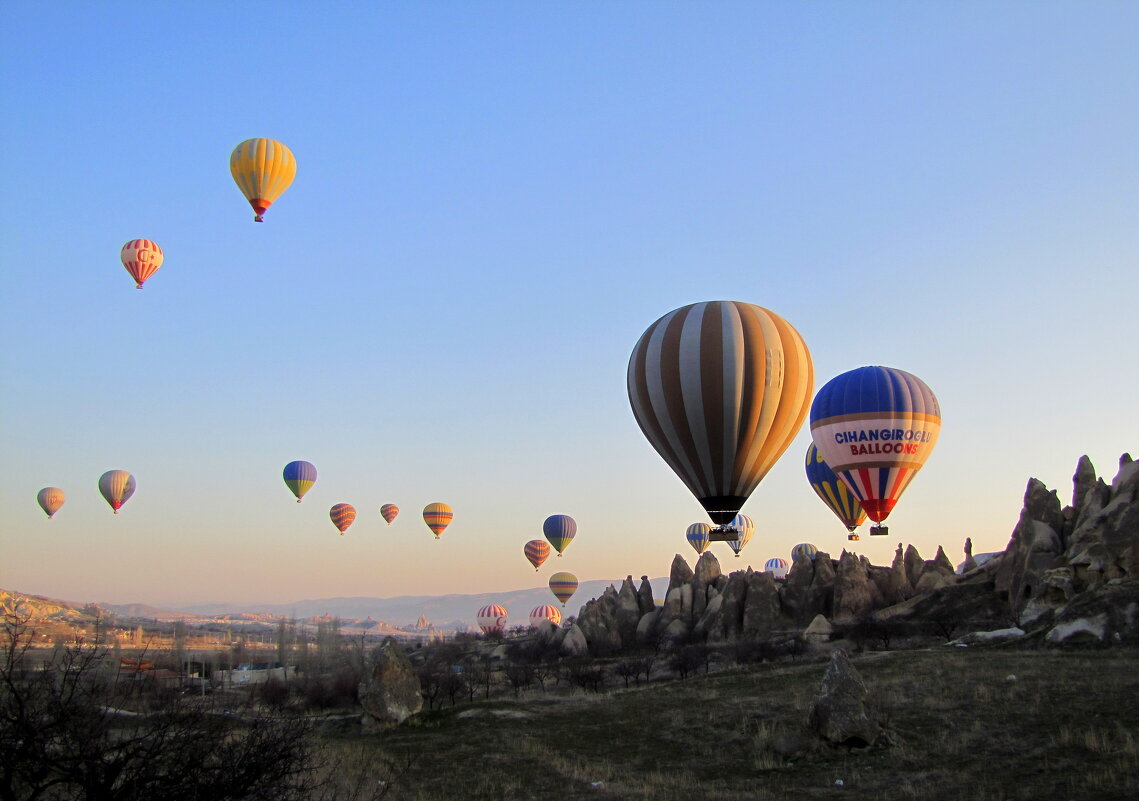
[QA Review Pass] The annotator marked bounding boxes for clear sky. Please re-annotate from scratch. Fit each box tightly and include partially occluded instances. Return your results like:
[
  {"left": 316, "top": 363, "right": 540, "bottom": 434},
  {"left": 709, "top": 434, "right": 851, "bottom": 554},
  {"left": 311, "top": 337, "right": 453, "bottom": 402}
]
[{"left": 2, "top": 2, "right": 1136, "bottom": 609}]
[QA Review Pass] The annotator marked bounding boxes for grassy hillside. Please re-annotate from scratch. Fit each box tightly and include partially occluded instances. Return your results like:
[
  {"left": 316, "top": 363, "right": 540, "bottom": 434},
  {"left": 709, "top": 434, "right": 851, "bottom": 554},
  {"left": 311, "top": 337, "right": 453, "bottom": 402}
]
[{"left": 340, "top": 647, "right": 1138, "bottom": 801}]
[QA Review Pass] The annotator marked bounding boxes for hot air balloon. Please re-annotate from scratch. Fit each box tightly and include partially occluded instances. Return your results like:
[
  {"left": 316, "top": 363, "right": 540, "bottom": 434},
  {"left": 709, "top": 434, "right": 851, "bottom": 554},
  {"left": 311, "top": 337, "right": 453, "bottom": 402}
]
[
  {"left": 764, "top": 557, "right": 789, "bottom": 579},
  {"left": 330, "top": 503, "right": 356, "bottom": 535},
  {"left": 543, "top": 514, "right": 577, "bottom": 556},
  {"left": 423, "top": 503, "right": 453, "bottom": 539},
  {"left": 685, "top": 522, "right": 711, "bottom": 555},
  {"left": 476, "top": 604, "right": 509, "bottom": 634},
  {"left": 120, "top": 239, "right": 164, "bottom": 289},
  {"left": 283, "top": 461, "right": 317, "bottom": 503},
  {"left": 230, "top": 138, "right": 296, "bottom": 222},
  {"left": 524, "top": 539, "right": 552, "bottom": 571},
  {"left": 805, "top": 442, "right": 867, "bottom": 540},
  {"left": 727, "top": 513, "right": 755, "bottom": 558},
  {"left": 380, "top": 504, "right": 399, "bottom": 525},
  {"left": 809, "top": 366, "right": 941, "bottom": 536},
  {"left": 98, "top": 470, "right": 136, "bottom": 514},
  {"left": 529, "top": 604, "right": 563, "bottom": 628},
  {"left": 549, "top": 572, "right": 578, "bottom": 607},
  {"left": 37, "top": 487, "right": 66, "bottom": 519},
  {"left": 627, "top": 301, "right": 813, "bottom": 536},
  {"left": 791, "top": 542, "right": 818, "bottom": 562}
]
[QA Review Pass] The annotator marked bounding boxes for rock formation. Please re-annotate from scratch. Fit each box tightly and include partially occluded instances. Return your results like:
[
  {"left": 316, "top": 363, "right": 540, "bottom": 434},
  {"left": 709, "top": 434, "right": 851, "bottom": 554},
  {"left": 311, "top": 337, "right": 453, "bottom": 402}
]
[
  {"left": 807, "top": 650, "right": 883, "bottom": 747},
  {"left": 358, "top": 638, "right": 422, "bottom": 726}
]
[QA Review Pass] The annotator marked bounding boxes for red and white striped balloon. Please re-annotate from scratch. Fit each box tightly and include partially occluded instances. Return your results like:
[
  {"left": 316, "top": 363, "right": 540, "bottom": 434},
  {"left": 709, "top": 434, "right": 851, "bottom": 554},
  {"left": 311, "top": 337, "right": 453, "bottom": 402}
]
[
  {"left": 476, "top": 604, "right": 509, "bottom": 634},
  {"left": 120, "top": 239, "right": 164, "bottom": 289},
  {"left": 529, "top": 604, "right": 562, "bottom": 628}
]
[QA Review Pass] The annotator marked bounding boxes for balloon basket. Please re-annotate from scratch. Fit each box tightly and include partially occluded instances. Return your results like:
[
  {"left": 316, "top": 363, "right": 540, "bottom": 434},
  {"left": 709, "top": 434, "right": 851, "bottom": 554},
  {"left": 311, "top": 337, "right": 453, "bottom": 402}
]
[
  {"left": 869, "top": 525, "right": 889, "bottom": 537},
  {"left": 708, "top": 524, "right": 741, "bottom": 542},
  {"left": 848, "top": 534, "right": 861, "bottom": 541}
]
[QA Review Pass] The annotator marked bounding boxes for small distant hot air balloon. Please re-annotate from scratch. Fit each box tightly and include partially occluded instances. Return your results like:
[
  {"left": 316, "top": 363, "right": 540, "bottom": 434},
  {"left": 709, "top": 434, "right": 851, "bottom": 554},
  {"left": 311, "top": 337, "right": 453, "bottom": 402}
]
[
  {"left": 809, "top": 366, "right": 940, "bottom": 536},
  {"left": 805, "top": 442, "right": 867, "bottom": 539},
  {"left": 628, "top": 301, "right": 813, "bottom": 526},
  {"left": 330, "top": 503, "right": 356, "bottom": 535},
  {"left": 727, "top": 514, "right": 755, "bottom": 558},
  {"left": 529, "top": 604, "right": 562, "bottom": 628},
  {"left": 380, "top": 504, "right": 399, "bottom": 525},
  {"left": 764, "top": 557, "right": 789, "bottom": 579},
  {"left": 543, "top": 514, "right": 577, "bottom": 557},
  {"left": 230, "top": 138, "right": 296, "bottom": 222},
  {"left": 98, "top": 470, "right": 136, "bottom": 514},
  {"left": 476, "top": 604, "right": 509, "bottom": 634},
  {"left": 686, "top": 523, "right": 711, "bottom": 555},
  {"left": 120, "top": 239, "right": 164, "bottom": 289},
  {"left": 283, "top": 461, "right": 317, "bottom": 503},
  {"left": 37, "top": 487, "right": 66, "bottom": 519},
  {"left": 549, "top": 572, "right": 578, "bottom": 607},
  {"left": 423, "top": 503, "right": 453, "bottom": 539},
  {"left": 791, "top": 543, "right": 818, "bottom": 562},
  {"left": 524, "top": 539, "right": 552, "bottom": 571}
]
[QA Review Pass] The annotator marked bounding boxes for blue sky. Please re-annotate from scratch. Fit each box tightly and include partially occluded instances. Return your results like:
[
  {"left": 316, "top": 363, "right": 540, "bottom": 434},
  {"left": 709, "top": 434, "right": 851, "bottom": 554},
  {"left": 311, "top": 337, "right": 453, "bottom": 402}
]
[{"left": 2, "top": 2, "right": 1136, "bottom": 608}]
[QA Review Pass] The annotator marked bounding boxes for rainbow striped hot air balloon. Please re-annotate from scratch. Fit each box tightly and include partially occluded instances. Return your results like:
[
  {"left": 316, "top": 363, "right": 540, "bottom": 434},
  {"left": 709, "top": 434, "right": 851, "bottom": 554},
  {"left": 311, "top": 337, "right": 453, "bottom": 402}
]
[
  {"left": 529, "top": 604, "right": 563, "bottom": 628},
  {"left": 98, "top": 470, "right": 136, "bottom": 514},
  {"left": 543, "top": 514, "right": 577, "bottom": 557},
  {"left": 764, "top": 557, "right": 789, "bottom": 579},
  {"left": 120, "top": 239, "right": 164, "bottom": 289},
  {"left": 330, "top": 503, "right": 356, "bottom": 535},
  {"left": 810, "top": 366, "right": 940, "bottom": 536},
  {"left": 524, "top": 539, "right": 552, "bottom": 571},
  {"left": 379, "top": 503, "right": 399, "bottom": 525},
  {"left": 686, "top": 523, "right": 711, "bottom": 555},
  {"left": 805, "top": 442, "right": 867, "bottom": 538},
  {"left": 727, "top": 514, "right": 755, "bottom": 558},
  {"left": 230, "top": 138, "right": 296, "bottom": 222},
  {"left": 549, "top": 572, "right": 578, "bottom": 607},
  {"left": 37, "top": 487, "right": 66, "bottom": 519},
  {"left": 283, "top": 461, "right": 317, "bottom": 503},
  {"left": 423, "top": 503, "right": 453, "bottom": 539},
  {"left": 791, "top": 543, "right": 818, "bottom": 562},
  {"left": 476, "top": 604, "right": 509, "bottom": 634}
]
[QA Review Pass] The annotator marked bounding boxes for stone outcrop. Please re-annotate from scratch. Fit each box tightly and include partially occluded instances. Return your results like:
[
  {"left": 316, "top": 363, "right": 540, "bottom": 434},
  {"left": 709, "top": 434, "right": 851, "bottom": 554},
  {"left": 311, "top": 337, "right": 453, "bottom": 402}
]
[
  {"left": 358, "top": 638, "right": 422, "bottom": 726},
  {"left": 807, "top": 650, "right": 883, "bottom": 747}
]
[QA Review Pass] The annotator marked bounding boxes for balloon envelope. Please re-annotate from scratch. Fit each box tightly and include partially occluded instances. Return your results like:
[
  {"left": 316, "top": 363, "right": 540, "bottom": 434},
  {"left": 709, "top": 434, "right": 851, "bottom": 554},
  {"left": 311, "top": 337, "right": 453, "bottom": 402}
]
[
  {"left": 98, "top": 470, "right": 135, "bottom": 514},
  {"left": 37, "top": 487, "right": 66, "bottom": 519},
  {"left": 423, "top": 503, "right": 454, "bottom": 538},
  {"left": 685, "top": 523, "right": 711, "bottom": 555},
  {"left": 283, "top": 461, "right": 317, "bottom": 502},
  {"left": 230, "top": 138, "right": 296, "bottom": 221},
  {"left": 529, "top": 605, "right": 563, "bottom": 628},
  {"left": 380, "top": 504, "right": 399, "bottom": 525},
  {"left": 542, "top": 514, "right": 577, "bottom": 556},
  {"left": 549, "top": 572, "right": 578, "bottom": 606},
  {"left": 791, "top": 543, "right": 818, "bottom": 561},
  {"left": 805, "top": 443, "right": 867, "bottom": 533},
  {"left": 330, "top": 503, "right": 356, "bottom": 534},
  {"left": 524, "top": 539, "right": 552, "bottom": 571},
  {"left": 764, "top": 557, "right": 789, "bottom": 579},
  {"left": 809, "top": 366, "right": 941, "bottom": 523},
  {"left": 727, "top": 513, "right": 755, "bottom": 557},
  {"left": 476, "top": 604, "right": 509, "bottom": 634},
  {"left": 628, "top": 301, "right": 813, "bottom": 524},
  {"left": 120, "top": 239, "right": 163, "bottom": 289}
]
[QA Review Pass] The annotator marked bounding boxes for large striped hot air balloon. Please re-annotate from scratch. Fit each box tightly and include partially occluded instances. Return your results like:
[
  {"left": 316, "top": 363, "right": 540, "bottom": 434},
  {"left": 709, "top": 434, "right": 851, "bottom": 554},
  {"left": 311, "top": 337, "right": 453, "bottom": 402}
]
[
  {"left": 764, "top": 557, "right": 789, "bottom": 579},
  {"left": 524, "top": 539, "right": 551, "bottom": 571},
  {"left": 230, "top": 138, "right": 296, "bottom": 222},
  {"left": 37, "top": 487, "right": 66, "bottom": 519},
  {"left": 476, "top": 604, "right": 509, "bottom": 634},
  {"left": 330, "top": 503, "right": 356, "bottom": 535},
  {"left": 727, "top": 513, "right": 755, "bottom": 558},
  {"left": 380, "top": 503, "right": 399, "bottom": 525},
  {"left": 543, "top": 514, "right": 577, "bottom": 557},
  {"left": 791, "top": 542, "right": 818, "bottom": 562},
  {"left": 423, "top": 503, "right": 453, "bottom": 539},
  {"left": 549, "top": 572, "right": 578, "bottom": 607},
  {"left": 283, "top": 461, "right": 317, "bottom": 503},
  {"left": 120, "top": 239, "right": 164, "bottom": 289},
  {"left": 628, "top": 301, "right": 813, "bottom": 525},
  {"left": 529, "top": 604, "right": 563, "bottom": 628},
  {"left": 805, "top": 442, "right": 867, "bottom": 538},
  {"left": 98, "top": 470, "right": 136, "bottom": 514},
  {"left": 686, "top": 523, "right": 711, "bottom": 555},
  {"left": 809, "top": 366, "right": 940, "bottom": 534}
]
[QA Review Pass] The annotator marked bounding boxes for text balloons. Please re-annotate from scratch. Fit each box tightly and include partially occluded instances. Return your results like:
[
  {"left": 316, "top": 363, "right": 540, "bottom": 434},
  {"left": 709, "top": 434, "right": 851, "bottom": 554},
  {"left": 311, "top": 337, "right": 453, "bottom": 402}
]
[
  {"left": 380, "top": 504, "right": 399, "bottom": 525},
  {"left": 805, "top": 442, "right": 867, "bottom": 534},
  {"left": 120, "top": 239, "right": 163, "bottom": 289},
  {"left": 549, "top": 571, "right": 578, "bottom": 607},
  {"left": 543, "top": 514, "right": 577, "bottom": 556},
  {"left": 423, "top": 503, "right": 453, "bottom": 539},
  {"left": 37, "top": 487, "right": 66, "bottom": 519},
  {"left": 283, "top": 461, "right": 317, "bottom": 503},
  {"left": 330, "top": 503, "right": 356, "bottom": 535},
  {"left": 685, "top": 522, "right": 711, "bottom": 555},
  {"left": 524, "top": 539, "right": 552, "bottom": 571},
  {"left": 98, "top": 470, "right": 135, "bottom": 514},
  {"left": 810, "top": 366, "right": 941, "bottom": 524},
  {"left": 476, "top": 604, "right": 508, "bottom": 634},
  {"left": 230, "top": 138, "right": 296, "bottom": 222},
  {"left": 628, "top": 301, "right": 813, "bottom": 524}
]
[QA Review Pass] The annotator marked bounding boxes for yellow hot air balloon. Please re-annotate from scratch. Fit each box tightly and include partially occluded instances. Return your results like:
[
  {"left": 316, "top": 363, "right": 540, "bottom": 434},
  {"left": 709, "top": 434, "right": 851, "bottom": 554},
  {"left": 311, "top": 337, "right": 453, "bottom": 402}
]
[
  {"left": 230, "top": 138, "right": 296, "bottom": 222},
  {"left": 628, "top": 301, "right": 813, "bottom": 527},
  {"left": 423, "top": 502, "right": 454, "bottom": 539}
]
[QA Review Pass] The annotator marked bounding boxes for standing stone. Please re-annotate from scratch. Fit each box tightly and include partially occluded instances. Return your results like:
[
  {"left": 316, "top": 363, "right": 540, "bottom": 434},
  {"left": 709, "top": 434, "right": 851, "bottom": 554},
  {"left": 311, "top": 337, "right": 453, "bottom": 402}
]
[
  {"left": 636, "top": 575, "right": 655, "bottom": 614},
  {"left": 358, "top": 638, "right": 423, "bottom": 726},
  {"left": 616, "top": 576, "right": 643, "bottom": 647},
  {"left": 666, "top": 554, "right": 695, "bottom": 599},
  {"left": 807, "top": 650, "right": 883, "bottom": 747},
  {"left": 741, "top": 569, "right": 784, "bottom": 638}
]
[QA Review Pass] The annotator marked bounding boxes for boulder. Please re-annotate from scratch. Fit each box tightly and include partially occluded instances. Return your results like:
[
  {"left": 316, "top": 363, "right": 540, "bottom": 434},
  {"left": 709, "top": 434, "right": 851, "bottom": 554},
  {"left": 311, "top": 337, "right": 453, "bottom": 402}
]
[
  {"left": 807, "top": 650, "right": 883, "bottom": 747},
  {"left": 804, "top": 614, "right": 834, "bottom": 643},
  {"left": 358, "top": 638, "right": 423, "bottom": 726},
  {"left": 561, "top": 624, "right": 589, "bottom": 657}
]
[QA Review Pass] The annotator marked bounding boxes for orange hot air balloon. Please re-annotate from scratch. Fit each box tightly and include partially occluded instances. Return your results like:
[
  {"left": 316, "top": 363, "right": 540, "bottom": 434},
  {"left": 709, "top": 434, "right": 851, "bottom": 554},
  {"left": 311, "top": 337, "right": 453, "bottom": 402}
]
[
  {"left": 423, "top": 503, "right": 453, "bottom": 539},
  {"left": 120, "top": 240, "right": 164, "bottom": 289},
  {"left": 330, "top": 503, "right": 356, "bottom": 535},
  {"left": 524, "top": 539, "right": 551, "bottom": 571},
  {"left": 380, "top": 503, "right": 399, "bottom": 525},
  {"left": 230, "top": 138, "right": 296, "bottom": 222}
]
